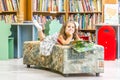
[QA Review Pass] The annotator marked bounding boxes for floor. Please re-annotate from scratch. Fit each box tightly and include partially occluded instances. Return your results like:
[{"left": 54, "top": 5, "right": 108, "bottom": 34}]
[{"left": 0, "top": 58, "right": 120, "bottom": 80}]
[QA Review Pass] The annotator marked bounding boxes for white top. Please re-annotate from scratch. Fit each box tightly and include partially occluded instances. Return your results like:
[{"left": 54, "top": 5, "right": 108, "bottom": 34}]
[{"left": 39, "top": 32, "right": 59, "bottom": 56}]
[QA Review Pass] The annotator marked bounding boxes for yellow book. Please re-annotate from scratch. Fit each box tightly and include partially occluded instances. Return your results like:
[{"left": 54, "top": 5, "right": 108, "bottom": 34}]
[
  {"left": 0, "top": 0, "right": 2, "bottom": 11},
  {"left": 92, "top": 0, "right": 97, "bottom": 11},
  {"left": 6, "top": 0, "right": 10, "bottom": 11},
  {"left": 63, "top": 0, "right": 66, "bottom": 11},
  {"left": 9, "top": 0, "right": 14, "bottom": 11},
  {"left": 97, "top": 0, "right": 102, "bottom": 11}
]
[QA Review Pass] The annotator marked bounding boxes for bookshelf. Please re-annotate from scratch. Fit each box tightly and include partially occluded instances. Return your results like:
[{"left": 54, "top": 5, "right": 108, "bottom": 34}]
[
  {"left": 32, "top": 0, "right": 67, "bottom": 24},
  {"left": 0, "top": 0, "right": 19, "bottom": 23},
  {"left": 67, "top": 0, "right": 103, "bottom": 42},
  {"left": 0, "top": 0, "right": 118, "bottom": 23}
]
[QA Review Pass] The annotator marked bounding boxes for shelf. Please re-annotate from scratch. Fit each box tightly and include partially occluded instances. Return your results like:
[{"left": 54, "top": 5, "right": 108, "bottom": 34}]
[
  {"left": 33, "top": 11, "right": 66, "bottom": 13},
  {"left": 79, "top": 29, "right": 95, "bottom": 33},
  {"left": 33, "top": 11, "right": 66, "bottom": 15},
  {"left": 0, "top": 11, "right": 17, "bottom": 14},
  {"left": 68, "top": 11, "right": 102, "bottom": 14},
  {"left": 11, "top": 22, "right": 34, "bottom": 25}
]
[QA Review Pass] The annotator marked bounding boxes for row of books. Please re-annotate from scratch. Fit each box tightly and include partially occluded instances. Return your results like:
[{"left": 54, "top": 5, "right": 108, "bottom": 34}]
[
  {"left": 33, "top": 13, "right": 102, "bottom": 30},
  {"left": 79, "top": 32, "right": 96, "bottom": 42},
  {"left": 33, "top": 14, "right": 65, "bottom": 24},
  {"left": 32, "top": 0, "right": 66, "bottom": 12},
  {"left": 0, "top": 14, "right": 17, "bottom": 23},
  {"left": 69, "top": 13, "right": 102, "bottom": 30},
  {"left": 69, "top": 0, "right": 102, "bottom": 12},
  {"left": 0, "top": 0, "right": 19, "bottom": 11}
]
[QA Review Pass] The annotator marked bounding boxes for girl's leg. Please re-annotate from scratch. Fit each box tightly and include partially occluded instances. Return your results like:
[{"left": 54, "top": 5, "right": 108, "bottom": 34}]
[
  {"left": 38, "top": 30, "right": 45, "bottom": 41},
  {"left": 33, "top": 20, "right": 45, "bottom": 41}
]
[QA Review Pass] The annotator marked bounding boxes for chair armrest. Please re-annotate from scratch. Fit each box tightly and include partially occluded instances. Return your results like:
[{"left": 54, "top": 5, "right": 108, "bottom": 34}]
[
  {"left": 54, "top": 44, "right": 71, "bottom": 49},
  {"left": 23, "top": 41, "right": 40, "bottom": 65}
]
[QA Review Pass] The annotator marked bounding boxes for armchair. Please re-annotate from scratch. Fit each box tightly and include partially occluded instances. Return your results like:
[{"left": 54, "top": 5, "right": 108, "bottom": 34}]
[{"left": 23, "top": 41, "right": 104, "bottom": 76}]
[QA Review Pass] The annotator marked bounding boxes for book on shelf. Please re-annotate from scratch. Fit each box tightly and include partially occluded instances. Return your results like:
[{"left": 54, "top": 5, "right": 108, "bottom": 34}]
[
  {"left": 32, "top": 0, "right": 65, "bottom": 12},
  {"left": 0, "top": 14, "right": 17, "bottom": 23},
  {"left": 0, "top": 0, "right": 19, "bottom": 11},
  {"left": 0, "top": 0, "right": 2, "bottom": 12},
  {"left": 69, "top": 0, "right": 101, "bottom": 12},
  {"left": 68, "top": 13, "right": 102, "bottom": 30},
  {"left": 97, "top": 0, "right": 102, "bottom": 11},
  {"left": 79, "top": 32, "right": 96, "bottom": 42},
  {"left": 12, "top": 0, "right": 19, "bottom": 11},
  {"left": 92, "top": 0, "right": 98, "bottom": 11},
  {"left": 33, "top": 14, "right": 65, "bottom": 24}
]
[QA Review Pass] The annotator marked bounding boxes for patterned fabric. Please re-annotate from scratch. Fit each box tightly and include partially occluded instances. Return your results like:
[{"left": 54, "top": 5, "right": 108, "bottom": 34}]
[
  {"left": 40, "top": 32, "right": 59, "bottom": 56},
  {"left": 23, "top": 41, "right": 104, "bottom": 74}
]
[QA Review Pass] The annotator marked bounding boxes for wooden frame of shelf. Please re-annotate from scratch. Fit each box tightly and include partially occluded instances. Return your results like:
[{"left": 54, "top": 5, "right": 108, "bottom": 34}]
[
  {"left": 79, "top": 29, "right": 96, "bottom": 33},
  {"left": 68, "top": 12, "right": 102, "bottom": 14},
  {"left": 33, "top": 11, "right": 66, "bottom": 14},
  {"left": 33, "top": 12, "right": 66, "bottom": 18},
  {"left": 0, "top": 11, "right": 17, "bottom": 14}
]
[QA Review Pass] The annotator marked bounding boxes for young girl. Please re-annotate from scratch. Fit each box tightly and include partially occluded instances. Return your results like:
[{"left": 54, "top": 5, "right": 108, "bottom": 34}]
[{"left": 33, "top": 20, "right": 80, "bottom": 56}]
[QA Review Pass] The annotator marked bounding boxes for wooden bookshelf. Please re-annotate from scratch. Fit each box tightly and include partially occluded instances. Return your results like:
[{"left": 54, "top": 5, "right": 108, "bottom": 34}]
[
  {"left": 31, "top": 0, "right": 68, "bottom": 23},
  {"left": 0, "top": 0, "right": 20, "bottom": 23},
  {"left": 79, "top": 29, "right": 95, "bottom": 33},
  {"left": 67, "top": 0, "right": 103, "bottom": 42},
  {"left": 0, "top": 0, "right": 118, "bottom": 23}
]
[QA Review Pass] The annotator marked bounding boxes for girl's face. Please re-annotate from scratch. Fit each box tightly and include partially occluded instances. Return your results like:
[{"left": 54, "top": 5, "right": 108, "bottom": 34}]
[{"left": 65, "top": 22, "right": 75, "bottom": 35}]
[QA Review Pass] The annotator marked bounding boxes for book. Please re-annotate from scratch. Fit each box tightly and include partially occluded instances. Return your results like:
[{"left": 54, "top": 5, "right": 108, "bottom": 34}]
[{"left": 104, "top": 4, "right": 119, "bottom": 24}]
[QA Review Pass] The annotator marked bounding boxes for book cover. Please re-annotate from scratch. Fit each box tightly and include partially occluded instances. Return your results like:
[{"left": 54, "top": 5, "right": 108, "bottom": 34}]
[{"left": 104, "top": 4, "right": 119, "bottom": 24}]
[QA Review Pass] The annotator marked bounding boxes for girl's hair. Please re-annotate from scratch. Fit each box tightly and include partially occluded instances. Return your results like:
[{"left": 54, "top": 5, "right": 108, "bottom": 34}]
[{"left": 59, "top": 20, "right": 78, "bottom": 40}]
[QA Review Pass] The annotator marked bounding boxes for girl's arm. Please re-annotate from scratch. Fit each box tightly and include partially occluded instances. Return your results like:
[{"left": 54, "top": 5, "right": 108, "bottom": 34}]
[
  {"left": 57, "top": 35, "right": 73, "bottom": 45},
  {"left": 75, "top": 33, "right": 80, "bottom": 40}
]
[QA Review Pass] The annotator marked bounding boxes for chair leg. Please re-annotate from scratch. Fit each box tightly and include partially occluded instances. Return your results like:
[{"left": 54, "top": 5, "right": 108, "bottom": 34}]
[
  {"left": 96, "top": 73, "right": 100, "bottom": 76},
  {"left": 27, "top": 65, "right": 30, "bottom": 68},
  {"left": 63, "top": 74, "right": 69, "bottom": 77}
]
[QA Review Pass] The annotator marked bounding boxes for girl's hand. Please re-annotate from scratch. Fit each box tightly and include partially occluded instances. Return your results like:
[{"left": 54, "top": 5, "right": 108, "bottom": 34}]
[{"left": 66, "top": 31, "right": 73, "bottom": 38}]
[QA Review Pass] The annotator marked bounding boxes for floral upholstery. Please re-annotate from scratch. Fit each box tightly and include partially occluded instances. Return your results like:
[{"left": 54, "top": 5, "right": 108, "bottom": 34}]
[{"left": 23, "top": 41, "right": 104, "bottom": 75}]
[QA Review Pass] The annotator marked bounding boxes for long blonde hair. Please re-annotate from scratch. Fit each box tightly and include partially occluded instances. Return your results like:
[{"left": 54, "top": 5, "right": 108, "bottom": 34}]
[{"left": 59, "top": 20, "right": 79, "bottom": 40}]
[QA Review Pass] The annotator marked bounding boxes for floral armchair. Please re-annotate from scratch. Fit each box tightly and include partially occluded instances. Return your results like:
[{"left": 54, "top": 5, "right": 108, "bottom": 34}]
[{"left": 23, "top": 41, "right": 104, "bottom": 76}]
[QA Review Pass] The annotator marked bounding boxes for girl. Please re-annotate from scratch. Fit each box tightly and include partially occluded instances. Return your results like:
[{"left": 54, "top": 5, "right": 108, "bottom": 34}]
[{"left": 33, "top": 20, "right": 80, "bottom": 56}]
